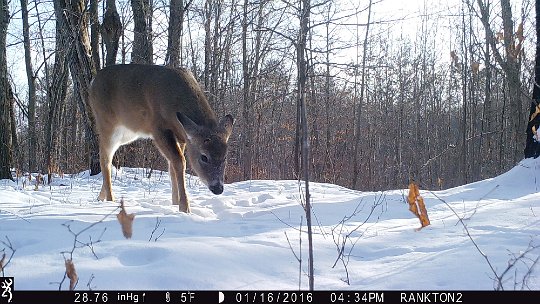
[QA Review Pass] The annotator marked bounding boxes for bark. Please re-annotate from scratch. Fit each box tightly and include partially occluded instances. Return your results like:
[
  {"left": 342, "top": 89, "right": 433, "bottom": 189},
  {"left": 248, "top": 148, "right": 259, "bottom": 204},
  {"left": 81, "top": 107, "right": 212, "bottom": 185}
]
[
  {"left": 131, "top": 0, "right": 153, "bottom": 64},
  {"left": 298, "top": 0, "right": 313, "bottom": 291},
  {"left": 46, "top": 0, "right": 70, "bottom": 182},
  {"left": 64, "top": 0, "right": 100, "bottom": 175},
  {"left": 165, "top": 0, "right": 185, "bottom": 67},
  {"left": 90, "top": 0, "right": 100, "bottom": 69},
  {"left": 203, "top": 0, "right": 211, "bottom": 89},
  {"left": 0, "top": 0, "right": 12, "bottom": 180},
  {"left": 242, "top": 0, "right": 252, "bottom": 180},
  {"left": 477, "top": 0, "right": 523, "bottom": 162},
  {"left": 101, "top": 0, "right": 122, "bottom": 66},
  {"left": 21, "top": 0, "right": 37, "bottom": 173},
  {"left": 352, "top": 0, "right": 372, "bottom": 189}
]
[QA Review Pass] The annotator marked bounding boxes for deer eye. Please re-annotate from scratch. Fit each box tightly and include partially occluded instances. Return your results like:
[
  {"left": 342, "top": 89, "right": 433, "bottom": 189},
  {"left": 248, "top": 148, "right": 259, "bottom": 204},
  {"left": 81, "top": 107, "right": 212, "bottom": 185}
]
[{"left": 200, "top": 154, "right": 209, "bottom": 163}]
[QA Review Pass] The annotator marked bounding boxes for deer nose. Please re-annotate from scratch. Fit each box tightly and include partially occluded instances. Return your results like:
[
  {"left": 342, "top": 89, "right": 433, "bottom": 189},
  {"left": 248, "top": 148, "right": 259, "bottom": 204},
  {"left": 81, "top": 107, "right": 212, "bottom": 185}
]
[{"left": 209, "top": 183, "right": 224, "bottom": 195}]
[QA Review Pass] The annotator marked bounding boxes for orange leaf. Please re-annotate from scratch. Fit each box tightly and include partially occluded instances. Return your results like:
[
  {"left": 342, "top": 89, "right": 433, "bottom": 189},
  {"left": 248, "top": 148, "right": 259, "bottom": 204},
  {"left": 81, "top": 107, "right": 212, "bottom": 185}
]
[
  {"left": 407, "top": 182, "right": 430, "bottom": 230},
  {"left": 516, "top": 22, "right": 524, "bottom": 42},
  {"left": 117, "top": 200, "right": 135, "bottom": 239},
  {"left": 65, "top": 259, "right": 78, "bottom": 290}
]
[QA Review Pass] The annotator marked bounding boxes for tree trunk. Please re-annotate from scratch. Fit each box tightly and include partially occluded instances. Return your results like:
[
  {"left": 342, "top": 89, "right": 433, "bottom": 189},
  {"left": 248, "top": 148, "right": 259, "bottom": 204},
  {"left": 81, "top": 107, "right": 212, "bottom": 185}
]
[
  {"left": 21, "top": 0, "right": 37, "bottom": 173},
  {"left": 0, "top": 0, "right": 13, "bottom": 180},
  {"left": 46, "top": 0, "right": 70, "bottom": 182},
  {"left": 298, "top": 0, "right": 313, "bottom": 290},
  {"left": 131, "top": 0, "right": 153, "bottom": 64},
  {"left": 241, "top": 0, "right": 252, "bottom": 180},
  {"left": 101, "top": 0, "right": 122, "bottom": 66},
  {"left": 524, "top": 0, "right": 540, "bottom": 158},
  {"left": 477, "top": 0, "right": 523, "bottom": 163},
  {"left": 166, "top": 0, "right": 185, "bottom": 67},
  {"left": 90, "top": 0, "right": 100, "bottom": 70},
  {"left": 352, "top": 0, "right": 372, "bottom": 189},
  {"left": 203, "top": 0, "right": 212, "bottom": 89},
  {"left": 64, "top": 0, "right": 100, "bottom": 175}
]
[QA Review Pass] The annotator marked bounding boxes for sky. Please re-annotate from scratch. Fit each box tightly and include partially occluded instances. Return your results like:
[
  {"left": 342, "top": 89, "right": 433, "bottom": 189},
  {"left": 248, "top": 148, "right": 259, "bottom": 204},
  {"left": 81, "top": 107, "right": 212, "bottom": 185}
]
[{"left": 0, "top": 156, "right": 539, "bottom": 294}]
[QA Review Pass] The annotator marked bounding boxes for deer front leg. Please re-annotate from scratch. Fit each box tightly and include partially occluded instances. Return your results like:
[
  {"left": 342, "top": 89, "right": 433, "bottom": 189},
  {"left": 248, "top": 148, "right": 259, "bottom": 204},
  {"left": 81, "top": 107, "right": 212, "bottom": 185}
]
[
  {"left": 153, "top": 130, "right": 191, "bottom": 213},
  {"left": 169, "top": 162, "right": 180, "bottom": 205},
  {"left": 177, "top": 145, "right": 191, "bottom": 213}
]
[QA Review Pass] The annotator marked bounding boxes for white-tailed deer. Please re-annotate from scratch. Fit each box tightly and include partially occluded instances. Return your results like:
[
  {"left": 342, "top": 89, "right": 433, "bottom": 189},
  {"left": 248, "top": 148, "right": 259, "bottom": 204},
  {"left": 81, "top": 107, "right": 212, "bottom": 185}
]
[{"left": 88, "top": 64, "right": 234, "bottom": 213}]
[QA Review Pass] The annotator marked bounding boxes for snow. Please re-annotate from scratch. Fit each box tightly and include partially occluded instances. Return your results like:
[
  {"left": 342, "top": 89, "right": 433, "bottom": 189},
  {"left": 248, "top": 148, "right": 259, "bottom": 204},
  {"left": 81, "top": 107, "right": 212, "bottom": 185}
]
[{"left": 0, "top": 159, "right": 539, "bottom": 291}]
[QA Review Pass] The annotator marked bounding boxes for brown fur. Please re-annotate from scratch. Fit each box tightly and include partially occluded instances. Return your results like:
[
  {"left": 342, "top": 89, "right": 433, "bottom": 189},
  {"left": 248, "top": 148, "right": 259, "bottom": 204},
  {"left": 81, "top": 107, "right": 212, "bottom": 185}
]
[{"left": 88, "top": 64, "right": 233, "bottom": 213}]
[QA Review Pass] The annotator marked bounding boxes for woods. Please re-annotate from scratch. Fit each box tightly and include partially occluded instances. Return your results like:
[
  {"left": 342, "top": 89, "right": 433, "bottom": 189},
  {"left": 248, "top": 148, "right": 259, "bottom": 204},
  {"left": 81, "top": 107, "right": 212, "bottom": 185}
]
[{"left": 0, "top": 0, "right": 538, "bottom": 192}]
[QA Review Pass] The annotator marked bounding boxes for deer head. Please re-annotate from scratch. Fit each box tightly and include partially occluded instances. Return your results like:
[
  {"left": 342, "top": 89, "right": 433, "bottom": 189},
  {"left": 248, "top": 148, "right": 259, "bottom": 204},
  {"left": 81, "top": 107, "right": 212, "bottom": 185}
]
[{"left": 177, "top": 112, "right": 233, "bottom": 195}]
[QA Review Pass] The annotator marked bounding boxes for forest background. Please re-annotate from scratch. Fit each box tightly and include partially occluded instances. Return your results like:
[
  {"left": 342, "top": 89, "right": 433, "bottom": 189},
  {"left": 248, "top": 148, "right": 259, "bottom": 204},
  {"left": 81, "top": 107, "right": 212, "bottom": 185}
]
[{"left": 0, "top": 0, "right": 537, "bottom": 192}]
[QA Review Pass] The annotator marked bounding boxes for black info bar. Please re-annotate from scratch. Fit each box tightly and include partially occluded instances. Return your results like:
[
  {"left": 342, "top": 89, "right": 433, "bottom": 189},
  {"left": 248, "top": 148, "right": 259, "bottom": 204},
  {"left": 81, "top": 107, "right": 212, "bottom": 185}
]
[{"left": 0, "top": 290, "right": 539, "bottom": 304}]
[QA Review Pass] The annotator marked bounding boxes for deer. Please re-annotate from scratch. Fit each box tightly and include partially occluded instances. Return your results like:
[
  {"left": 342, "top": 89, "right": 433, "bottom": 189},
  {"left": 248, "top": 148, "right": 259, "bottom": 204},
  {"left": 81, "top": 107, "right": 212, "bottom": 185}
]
[{"left": 88, "top": 64, "right": 234, "bottom": 213}]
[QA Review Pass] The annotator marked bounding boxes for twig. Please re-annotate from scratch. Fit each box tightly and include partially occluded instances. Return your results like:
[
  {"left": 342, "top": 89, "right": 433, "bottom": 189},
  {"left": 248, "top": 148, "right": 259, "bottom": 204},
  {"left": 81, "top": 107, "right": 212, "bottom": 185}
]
[
  {"left": 284, "top": 216, "right": 304, "bottom": 290},
  {"left": 0, "top": 236, "right": 16, "bottom": 277},
  {"left": 148, "top": 217, "right": 165, "bottom": 242},
  {"left": 330, "top": 193, "right": 386, "bottom": 285},
  {"left": 57, "top": 206, "right": 120, "bottom": 290},
  {"left": 428, "top": 190, "right": 540, "bottom": 290}
]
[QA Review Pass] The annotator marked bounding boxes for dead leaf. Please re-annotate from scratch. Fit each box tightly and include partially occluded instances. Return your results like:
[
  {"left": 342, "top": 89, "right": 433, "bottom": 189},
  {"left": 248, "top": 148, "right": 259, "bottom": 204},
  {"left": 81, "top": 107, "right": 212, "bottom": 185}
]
[
  {"left": 65, "top": 259, "right": 78, "bottom": 290},
  {"left": 407, "top": 182, "right": 430, "bottom": 230},
  {"left": 496, "top": 31, "right": 504, "bottom": 43},
  {"left": 117, "top": 200, "right": 135, "bottom": 239},
  {"left": 516, "top": 22, "right": 523, "bottom": 42},
  {"left": 471, "top": 62, "right": 480, "bottom": 74},
  {"left": 450, "top": 51, "right": 459, "bottom": 64}
]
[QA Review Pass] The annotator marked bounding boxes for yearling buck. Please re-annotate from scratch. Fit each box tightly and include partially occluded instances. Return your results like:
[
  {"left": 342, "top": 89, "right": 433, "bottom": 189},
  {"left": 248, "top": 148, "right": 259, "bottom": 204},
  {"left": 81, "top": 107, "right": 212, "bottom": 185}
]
[{"left": 88, "top": 64, "right": 234, "bottom": 213}]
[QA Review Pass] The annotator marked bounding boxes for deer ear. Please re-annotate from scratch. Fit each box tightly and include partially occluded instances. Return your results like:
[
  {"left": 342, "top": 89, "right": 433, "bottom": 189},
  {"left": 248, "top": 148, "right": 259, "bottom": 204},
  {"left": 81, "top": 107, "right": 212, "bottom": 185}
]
[
  {"left": 177, "top": 112, "right": 199, "bottom": 140},
  {"left": 219, "top": 114, "right": 234, "bottom": 140}
]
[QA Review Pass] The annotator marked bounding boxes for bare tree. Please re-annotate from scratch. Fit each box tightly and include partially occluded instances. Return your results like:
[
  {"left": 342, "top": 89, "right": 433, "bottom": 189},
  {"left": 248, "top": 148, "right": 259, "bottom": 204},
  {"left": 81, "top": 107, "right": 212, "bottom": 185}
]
[
  {"left": 241, "top": 0, "right": 252, "bottom": 180},
  {"left": 101, "top": 0, "right": 122, "bottom": 66},
  {"left": 476, "top": 0, "right": 524, "bottom": 163},
  {"left": 90, "top": 0, "right": 100, "bottom": 69},
  {"left": 524, "top": 0, "right": 540, "bottom": 158},
  {"left": 352, "top": 0, "right": 372, "bottom": 189},
  {"left": 45, "top": 0, "right": 70, "bottom": 182},
  {"left": 0, "top": 0, "right": 12, "bottom": 180},
  {"left": 62, "top": 0, "right": 100, "bottom": 175},
  {"left": 297, "top": 0, "right": 313, "bottom": 291},
  {"left": 165, "top": 0, "right": 188, "bottom": 67},
  {"left": 21, "top": 0, "right": 37, "bottom": 173},
  {"left": 131, "top": 0, "right": 153, "bottom": 64}
]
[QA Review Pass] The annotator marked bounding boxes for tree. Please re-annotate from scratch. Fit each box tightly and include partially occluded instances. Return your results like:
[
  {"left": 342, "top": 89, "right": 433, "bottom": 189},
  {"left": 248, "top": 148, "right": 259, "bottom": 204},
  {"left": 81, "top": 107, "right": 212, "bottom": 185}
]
[
  {"left": 524, "top": 0, "right": 540, "bottom": 158},
  {"left": 241, "top": 0, "right": 252, "bottom": 180},
  {"left": 0, "top": 0, "right": 13, "bottom": 180},
  {"left": 131, "top": 0, "right": 153, "bottom": 64},
  {"left": 45, "top": 0, "right": 70, "bottom": 182},
  {"left": 352, "top": 0, "right": 372, "bottom": 189},
  {"left": 166, "top": 0, "right": 188, "bottom": 67},
  {"left": 102, "top": 0, "right": 122, "bottom": 66},
  {"left": 297, "top": 0, "right": 313, "bottom": 291},
  {"left": 90, "top": 0, "right": 100, "bottom": 69},
  {"left": 21, "top": 0, "right": 37, "bottom": 173},
  {"left": 62, "top": 0, "right": 100, "bottom": 175},
  {"left": 476, "top": 0, "right": 524, "bottom": 163}
]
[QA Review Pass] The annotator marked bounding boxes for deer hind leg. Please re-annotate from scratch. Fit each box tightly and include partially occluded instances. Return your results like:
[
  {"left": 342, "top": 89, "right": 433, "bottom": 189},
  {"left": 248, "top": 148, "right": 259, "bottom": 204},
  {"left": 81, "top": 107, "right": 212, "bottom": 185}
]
[
  {"left": 97, "top": 125, "right": 134, "bottom": 201},
  {"left": 153, "top": 129, "right": 190, "bottom": 213}
]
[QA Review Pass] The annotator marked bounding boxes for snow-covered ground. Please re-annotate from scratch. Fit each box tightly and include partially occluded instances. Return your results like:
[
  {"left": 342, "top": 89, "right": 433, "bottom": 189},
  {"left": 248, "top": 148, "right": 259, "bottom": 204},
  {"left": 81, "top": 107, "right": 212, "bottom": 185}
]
[{"left": 0, "top": 158, "right": 539, "bottom": 291}]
